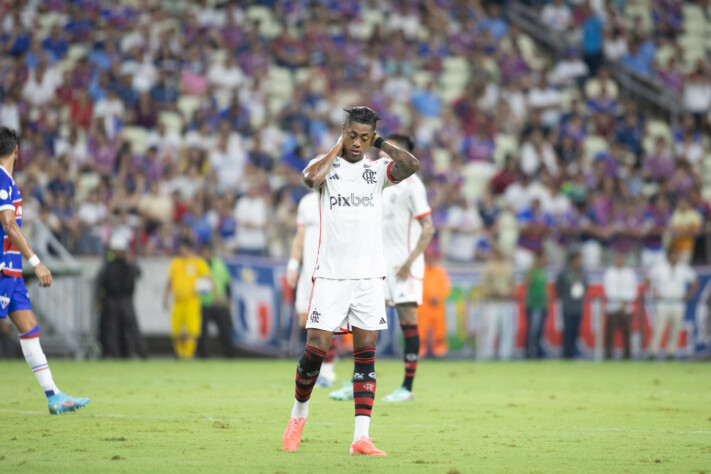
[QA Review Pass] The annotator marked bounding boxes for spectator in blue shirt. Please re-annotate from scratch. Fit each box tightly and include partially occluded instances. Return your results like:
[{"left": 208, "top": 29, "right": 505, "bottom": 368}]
[
  {"left": 41, "top": 25, "right": 68, "bottom": 60},
  {"left": 479, "top": 4, "right": 509, "bottom": 41},
  {"left": 615, "top": 112, "right": 644, "bottom": 157},
  {"left": 150, "top": 70, "right": 179, "bottom": 109},
  {"left": 621, "top": 41, "right": 652, "bottom": 77},
  {"left": 411, "top": 81, "right": 441, "bottom": 118},
  {"left": 582, "top": 5, "right": 604, "bottom": 75},
  {"left": 89, "top": 41, "right": 118, "bottom": 72},
  {"left": 2, "top": 25, "right": 32, "bottom": 57}
]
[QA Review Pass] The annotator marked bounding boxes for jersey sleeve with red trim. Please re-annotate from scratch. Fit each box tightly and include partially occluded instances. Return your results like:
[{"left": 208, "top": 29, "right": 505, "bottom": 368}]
[
  {"left": 381, "top": 159, "right": 399, "bottom": 189},
  {"left": 407, "top": 175, "right": 431, "bottom": 219}
]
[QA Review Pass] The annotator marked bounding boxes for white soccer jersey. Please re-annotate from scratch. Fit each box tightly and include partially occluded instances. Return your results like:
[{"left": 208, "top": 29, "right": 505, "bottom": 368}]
[
  {"left": 313, "top": 155, "right": 398, "bottom": 280},
  {"left": 296, "top": 191, "right": 320, "bottom": 278},
  {"left": 382, "top": 174, "right": 431, "bottom": 279}
]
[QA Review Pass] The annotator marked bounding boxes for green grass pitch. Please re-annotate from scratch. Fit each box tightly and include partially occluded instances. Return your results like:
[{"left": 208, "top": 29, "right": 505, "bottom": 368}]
[{"left": 0, "top": 359, "right": 710, "bottom": 473}]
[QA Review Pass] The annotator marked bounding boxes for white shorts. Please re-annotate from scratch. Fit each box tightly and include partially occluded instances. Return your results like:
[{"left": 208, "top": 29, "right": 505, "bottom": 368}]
[
  {"left": 295, "top": 275, "right": 313, "bottom": 315},
  {"left": 306, "top": 278, "right": 388, "bottom": 332},
  {"left": 383, "top": 271, "right": 423, "bottom": 306}
]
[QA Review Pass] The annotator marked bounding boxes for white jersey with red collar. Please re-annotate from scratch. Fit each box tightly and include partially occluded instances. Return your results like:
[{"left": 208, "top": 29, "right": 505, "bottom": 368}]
[
  {"left": 313, "top": 155, "right": 399, "bottom": 280},
  {"left": 382, "top": 173, "right": 431, "bottom": 279}
]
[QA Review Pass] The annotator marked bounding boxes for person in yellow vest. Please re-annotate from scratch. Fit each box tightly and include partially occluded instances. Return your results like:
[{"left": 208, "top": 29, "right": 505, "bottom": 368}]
[{"left": 163, "top": 238, "right": 211, "bottom": 359}]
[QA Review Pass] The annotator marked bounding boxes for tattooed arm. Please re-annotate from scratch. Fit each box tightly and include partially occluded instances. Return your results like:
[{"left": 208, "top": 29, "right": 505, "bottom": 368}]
[
  {"left": 375, "top": 132, "right": 420, "bottom": 182},
  {"left": 303, "top": 135, "right": 342, "bottom": 189}
]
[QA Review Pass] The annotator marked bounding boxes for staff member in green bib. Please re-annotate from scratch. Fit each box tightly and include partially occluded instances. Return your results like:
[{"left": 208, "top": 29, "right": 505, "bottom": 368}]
[
  {"left": 524, "top": 252, "right": 548, "bottom": 359},
  {"left": 197, "top": 245, "right": 235, "bottom": 358}
]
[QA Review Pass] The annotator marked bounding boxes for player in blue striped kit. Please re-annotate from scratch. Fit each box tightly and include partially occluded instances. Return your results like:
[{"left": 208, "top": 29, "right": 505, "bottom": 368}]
[{"left": 0, "top": 127, "right": 89, "bottom": 414}]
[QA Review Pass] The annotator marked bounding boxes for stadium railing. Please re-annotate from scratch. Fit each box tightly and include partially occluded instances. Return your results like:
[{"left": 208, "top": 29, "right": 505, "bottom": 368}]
[
  {"left": 22, "top": 220, "right": 99, "bottom": 359},
  {"left": 505, "top": 1, "right": 682, "bottom": 128}
]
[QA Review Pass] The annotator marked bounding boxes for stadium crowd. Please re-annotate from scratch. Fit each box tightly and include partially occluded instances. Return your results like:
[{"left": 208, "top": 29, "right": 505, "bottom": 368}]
[{"left": 0, "top": 0, "right": 710, "bottom": 269}]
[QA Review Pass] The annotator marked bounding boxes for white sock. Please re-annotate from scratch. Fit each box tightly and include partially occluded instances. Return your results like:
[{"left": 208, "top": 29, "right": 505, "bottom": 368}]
[
  {"left": 291, "top": 399, "right": 308, "bottom": 419},
  {"left": 320, "top": 362, "right": 335, "bottom": 379},
  {"left": 19, "top": 327, "right": 60, "bottom": 397},
  {"left": 354, "top": 415, "right": 370, "bottom": 442}
]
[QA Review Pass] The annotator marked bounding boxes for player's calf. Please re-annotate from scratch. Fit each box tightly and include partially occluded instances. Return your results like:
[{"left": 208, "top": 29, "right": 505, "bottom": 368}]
[
  {"left": 352, "top": 346, "right": 376, "bottom": 441},
  {"left": 400, "top": 322, "right": 419, "bottom": 392},
  {"left": 17, "top": 324, "right": 90, "bottom": 414}
]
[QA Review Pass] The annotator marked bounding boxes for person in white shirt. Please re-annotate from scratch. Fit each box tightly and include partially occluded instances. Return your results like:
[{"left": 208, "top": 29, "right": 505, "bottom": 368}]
[
  {"left": 233, "top": 184, "right": 268, "bottom": 256},
  {"left": 540, "top": 0, "right": 572, "bottom": 32},
  {"left": 527, "top": 75, "right": 561, "bottom": 129},
  {"left": 550, "top": 49, "right": 589, "bottom": 88},
  {"left": 683, "top": 65, "right": 711, "bottom": 116},
  {"left": 504, "top": 174, "right": 534, "bottom": 214},
  {"left": 76, "top": 188, "right": 108, "bottom": 255},
  {"left": 520, "top": 130, "right": 559, "bottom": 177},
  {"left": 209, "top": 133, "right": 246, "bottom": 193},
  {"left": 22, "top": 64, "right": 61, "bottom": 107},
  {"left": 444, "top": 196, "right": 482, "bottom": 263},
  {"left": 379, "top": 134, "right": 434, "bottom": 401},
  {"left": 207, "top": 56, "right": 244, "bottom": 93},
  {"left": 282, "top": 106, "right": 420, "bottom": 456},
  {"left": 0, "top": 94, "right": 20, "bottom": 131},
  {"left": 93, "top": 90, "right": 125, "bottom": 139},
  {"left": 646, "top": 248, "right": 698, "bottom": 360},
  {"left": 603, "top": 251, "right": 638, "bottom": 359},
  {"left": 54, "top": 128, "right": 89, "bottom": 174}
]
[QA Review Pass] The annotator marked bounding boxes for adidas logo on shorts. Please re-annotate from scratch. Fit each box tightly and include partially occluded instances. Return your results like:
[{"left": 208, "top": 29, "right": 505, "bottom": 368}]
[{"left": 379, "top": 317, "right": 386, "bottom": 325}]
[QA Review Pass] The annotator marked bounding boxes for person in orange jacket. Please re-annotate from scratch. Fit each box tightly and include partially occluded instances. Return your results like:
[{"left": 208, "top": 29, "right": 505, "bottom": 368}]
[{"left": 418, "top": 244, "right": 451, "bottom": 357}]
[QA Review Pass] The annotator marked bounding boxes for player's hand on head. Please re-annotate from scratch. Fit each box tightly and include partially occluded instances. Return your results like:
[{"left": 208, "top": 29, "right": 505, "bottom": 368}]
[{"left": 34, "top": 263, "right": 52, "bottom": 288}]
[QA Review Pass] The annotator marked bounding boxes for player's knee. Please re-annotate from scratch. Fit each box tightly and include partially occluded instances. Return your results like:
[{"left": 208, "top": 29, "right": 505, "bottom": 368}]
[
  {"left": 353, "top": 333, "right": 378, "bottom": 351},
  {"left": 397, "top": 303, "right": 418, "bottom": 325},
  {"left": 305, "top": 331, "right": 332, "bottom": 352}
]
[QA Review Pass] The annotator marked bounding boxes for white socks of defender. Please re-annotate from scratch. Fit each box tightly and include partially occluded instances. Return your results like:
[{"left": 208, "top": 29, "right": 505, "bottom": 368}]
[
  {"left": 19, "top": 326, "right": 59, "bottom": 397},
  {"left": 354, "top": 416, "right": 370, "bottom": 442},
  {"left": 292, "top": 400, "right": 309, "bottom": 418}
]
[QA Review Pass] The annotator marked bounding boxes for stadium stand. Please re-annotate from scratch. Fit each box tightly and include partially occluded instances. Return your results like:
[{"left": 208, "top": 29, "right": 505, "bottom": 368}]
[{"left": 0, "top": 0, "right": 709, "bottom": 268}]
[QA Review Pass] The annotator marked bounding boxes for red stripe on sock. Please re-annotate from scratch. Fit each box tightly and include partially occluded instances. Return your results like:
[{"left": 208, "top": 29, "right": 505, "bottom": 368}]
[
  {"left": 355, "top": 408, "right": 372, "bottom": 416},
  {"left": 353, "top": 346, "right": 375, "bottom": 355},
  {"left": 305, "top": 344, "right": 326, "bottom": 356},
  {"left": 354, "top": 397, "right": 374, "bottom": 405}
]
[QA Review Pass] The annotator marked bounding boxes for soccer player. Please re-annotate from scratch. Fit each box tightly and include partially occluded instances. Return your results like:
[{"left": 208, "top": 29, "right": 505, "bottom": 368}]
[
  {"left": 0, "top": 126, "right": 89, "bottom": 414},
  {"left": 380, "top": 134, "right": 434, "bottom": 400},
  {"left": 282, "top": 107, "right": 419, "bottom": 456},
  {"left": 329, "top": 134, "right": 434, "bottom": 402},
  {"left": 163, "top": 238, "right": 211, "bottom": 359}
]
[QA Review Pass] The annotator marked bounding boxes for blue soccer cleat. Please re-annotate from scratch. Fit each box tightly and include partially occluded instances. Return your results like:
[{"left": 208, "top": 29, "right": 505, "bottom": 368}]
[{"left": 47, "top": 393, "right": 90, "bottom": 415}]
